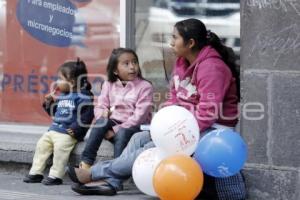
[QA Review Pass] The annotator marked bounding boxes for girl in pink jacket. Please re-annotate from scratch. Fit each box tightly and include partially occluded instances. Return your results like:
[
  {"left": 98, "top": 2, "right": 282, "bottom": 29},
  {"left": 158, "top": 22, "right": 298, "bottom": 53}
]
[
  {"left": 80, "top": 48, "right": 153, "bottom": 169},
  {"left": 166, "top": 18, "right": 244, "bottom": 199}
]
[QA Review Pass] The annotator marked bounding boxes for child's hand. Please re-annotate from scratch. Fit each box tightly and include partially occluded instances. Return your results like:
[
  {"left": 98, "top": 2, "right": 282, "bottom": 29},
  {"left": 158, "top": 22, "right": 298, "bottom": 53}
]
[
  {"left": 67, "top": 128, "right": 75, "bottom": 137},
  {"left": 102, "top": 110, "right": 109, "bottom": 118},
  {"left": 45, "top": 93, "right": 54, "bottom": 102},
  {"left": 104, "top": 130, "right": 115, "bottom": 140},
  {"left": 102, "top": 106, "right": 115, "bottom": 118},
  {"left": 45, "top": 87, "right": 58, "bottom": 102}
]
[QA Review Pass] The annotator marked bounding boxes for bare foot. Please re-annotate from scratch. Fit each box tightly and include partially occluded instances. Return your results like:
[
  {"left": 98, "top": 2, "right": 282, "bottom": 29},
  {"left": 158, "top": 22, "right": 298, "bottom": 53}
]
[{"left": 74, "top": 167, "right": 92, "bottom": 184}]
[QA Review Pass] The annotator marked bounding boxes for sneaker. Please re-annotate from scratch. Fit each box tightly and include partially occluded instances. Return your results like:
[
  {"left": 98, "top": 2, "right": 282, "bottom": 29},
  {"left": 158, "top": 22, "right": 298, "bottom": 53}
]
[
  {"left": 42, "top": 176, "right": 63, "bottom": 185},
  {"left": 23, "top": 174, "right": 43, "bottom": 183},
  {"left": 79, "top": 161, "right": 91, "bottom": 170}
]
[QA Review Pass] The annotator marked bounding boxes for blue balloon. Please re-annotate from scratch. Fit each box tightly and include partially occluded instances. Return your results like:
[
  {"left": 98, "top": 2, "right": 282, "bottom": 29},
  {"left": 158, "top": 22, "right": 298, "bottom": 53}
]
[{"left": 193, "top": 129, "right": 247, "bottom": 178}]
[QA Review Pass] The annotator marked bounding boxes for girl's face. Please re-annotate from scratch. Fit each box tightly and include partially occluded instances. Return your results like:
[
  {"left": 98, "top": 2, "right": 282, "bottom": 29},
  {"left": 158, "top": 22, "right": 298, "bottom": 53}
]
[
  {"left": 114, "top": 52, "right": 139, "bottom": 82},
  {"left": 170, "top": 27, "right": 190, "bottom": 57},
  {"left": 56, "top": 71, "right": 73, "bottom": 92}
]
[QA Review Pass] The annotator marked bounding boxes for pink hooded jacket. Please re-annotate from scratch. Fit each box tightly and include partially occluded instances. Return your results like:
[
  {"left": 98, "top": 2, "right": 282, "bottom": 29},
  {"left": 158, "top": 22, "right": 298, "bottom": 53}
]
[
  {"left": 94, "top": 78, "right": 153, "bottom": 133},
  {"left": 165, "top": 45, "right": 239, "bottom": 132}
]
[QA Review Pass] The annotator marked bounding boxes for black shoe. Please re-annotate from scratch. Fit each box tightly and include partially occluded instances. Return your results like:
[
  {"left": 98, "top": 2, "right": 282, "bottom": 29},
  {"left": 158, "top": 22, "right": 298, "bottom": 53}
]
[
  {"left": 23, "top": 174, "right": 43, "bottom": 183},
  {"left": 71, "top": 183, "right": 117, "bottom": 196},
  {"left": 42, "top": 177, "right": 63, "bottom": 185}
]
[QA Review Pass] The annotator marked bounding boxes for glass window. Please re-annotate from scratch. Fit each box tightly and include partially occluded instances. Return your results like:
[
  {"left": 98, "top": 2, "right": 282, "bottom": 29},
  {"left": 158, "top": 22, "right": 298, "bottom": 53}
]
[
  {"left": 154, "top": 0, "right": 240, "bottom": 16},
  {"left": 135, "top": 0, "right": 240, "bottom": 109},
  {"left": 0, "top": 0, "right": 120, "bottom": 124}
]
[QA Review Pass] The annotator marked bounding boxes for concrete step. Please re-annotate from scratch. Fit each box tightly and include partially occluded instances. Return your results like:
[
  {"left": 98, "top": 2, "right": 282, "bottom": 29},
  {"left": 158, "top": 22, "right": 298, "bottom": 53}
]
[{"left": 0, "top": 123, "right": 114, "bottom": 166}]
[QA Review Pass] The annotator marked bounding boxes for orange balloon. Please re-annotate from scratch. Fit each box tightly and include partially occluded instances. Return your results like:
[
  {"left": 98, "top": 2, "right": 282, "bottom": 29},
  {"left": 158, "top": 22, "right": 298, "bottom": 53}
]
[{"left": 153, "top": 155, "right": 204, "bottom": 200}]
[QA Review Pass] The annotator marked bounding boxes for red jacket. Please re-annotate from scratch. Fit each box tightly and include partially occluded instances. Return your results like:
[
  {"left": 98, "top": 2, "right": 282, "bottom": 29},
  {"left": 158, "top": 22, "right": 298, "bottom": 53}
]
[{"left": 165, "top": 45, "right": 238, "bottom": 132}]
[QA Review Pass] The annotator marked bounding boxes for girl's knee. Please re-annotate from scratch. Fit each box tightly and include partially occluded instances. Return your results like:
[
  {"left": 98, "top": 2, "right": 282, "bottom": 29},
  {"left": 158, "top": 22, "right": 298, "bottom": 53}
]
[
  {"left": 132, "top": 131, "right": 151, "bottom": 141},
  {"left": 113, "top": 131, "right": 128, "bottom": 142},
  {"left": 94, "top": 118, "right": 110, "bottom": 127}
]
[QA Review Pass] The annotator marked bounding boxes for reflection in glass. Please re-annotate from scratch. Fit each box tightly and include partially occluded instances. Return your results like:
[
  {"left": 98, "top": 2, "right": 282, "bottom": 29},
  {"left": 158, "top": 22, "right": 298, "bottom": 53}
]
[
  {"left": 135, "top": 0, "right": 240, "bottom": 108},
  {"left": 0, "top": 0, "right": 120, "bottom": 124}
]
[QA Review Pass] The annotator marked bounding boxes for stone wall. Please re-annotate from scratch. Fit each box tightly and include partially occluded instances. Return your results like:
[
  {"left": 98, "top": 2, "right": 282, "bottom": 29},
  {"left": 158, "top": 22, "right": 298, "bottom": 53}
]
[{"left": 241, "top": 1, "right": 300, "bottom": 199}]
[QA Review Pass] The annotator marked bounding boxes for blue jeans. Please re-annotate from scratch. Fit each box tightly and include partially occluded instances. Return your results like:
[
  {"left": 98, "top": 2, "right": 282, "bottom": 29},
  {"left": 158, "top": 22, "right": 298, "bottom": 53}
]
[
  {"left": 91, "top": 130, "right": 246, "bottom": 200},
  {"left": 91, "top": 131, "right": 154, "bottom": 191},
  {"left": 81, "top": 118, "right": 140, "bottom": 165}
]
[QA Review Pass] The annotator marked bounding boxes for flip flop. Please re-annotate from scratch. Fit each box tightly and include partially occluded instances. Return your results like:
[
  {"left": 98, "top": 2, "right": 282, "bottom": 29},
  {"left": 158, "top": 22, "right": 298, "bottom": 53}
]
[
  {"left": 71, "top": 183, "right": 116, "bottom": 196},
  {"left": 66, "top": 165, "right": 82, "bottom": 184}
]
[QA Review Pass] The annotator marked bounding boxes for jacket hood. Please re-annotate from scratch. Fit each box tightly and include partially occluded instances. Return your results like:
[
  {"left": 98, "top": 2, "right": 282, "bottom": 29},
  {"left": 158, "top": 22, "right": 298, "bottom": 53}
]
[
  {"left": 175, "top": 45, "right": 222, "bottom": 79},
  {"left": 177, "top": 45, "right": 221, "bottom": 69}
]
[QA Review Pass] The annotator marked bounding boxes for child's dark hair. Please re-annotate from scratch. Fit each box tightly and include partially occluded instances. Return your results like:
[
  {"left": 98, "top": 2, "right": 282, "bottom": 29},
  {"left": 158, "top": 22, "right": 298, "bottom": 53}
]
[
  {"left": 174, "top": 18, "right": 240, "bottom": 100},
  {"left": 58, "top": 58, "right": 92, "bottom": 91},
  {"left": 106, "top": 48, "right": 143, "bottom": 82}
]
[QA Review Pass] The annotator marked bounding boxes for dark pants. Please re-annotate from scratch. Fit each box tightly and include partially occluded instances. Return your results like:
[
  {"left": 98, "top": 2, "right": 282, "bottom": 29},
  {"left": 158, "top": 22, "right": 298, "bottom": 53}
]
[
  {"left": 81, "top": 118, "right": 140, "bottom": 165},
  {"left": 195, "top": 128, "right": 247, "bottom": 200},
  {"left": 196, "top": 172, "right": 246, "bottom": 200}
]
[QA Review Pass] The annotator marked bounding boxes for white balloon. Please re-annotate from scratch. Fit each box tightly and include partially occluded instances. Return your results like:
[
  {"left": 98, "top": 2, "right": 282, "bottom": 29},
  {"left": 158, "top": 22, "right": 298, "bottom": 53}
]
[
  {"left": 150, "top": 105, "right": 200, "bottom": 155},
  {"left": 132, "top": 147, "right": 167, "bottom": 196}
]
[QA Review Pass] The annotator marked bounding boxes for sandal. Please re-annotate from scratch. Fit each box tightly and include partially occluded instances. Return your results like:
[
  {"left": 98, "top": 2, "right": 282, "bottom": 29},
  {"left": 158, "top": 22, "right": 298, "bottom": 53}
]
[{"left": 67, "top": 166, "right": 83, "bottom": 184}]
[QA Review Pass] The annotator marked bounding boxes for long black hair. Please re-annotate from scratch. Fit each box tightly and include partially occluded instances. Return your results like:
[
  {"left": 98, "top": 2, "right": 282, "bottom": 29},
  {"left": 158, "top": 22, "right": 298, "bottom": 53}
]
[
  {"left": 106, "top": 48, "right": 143, "bottom": 82},
  {"left": 58, "top": 58, "right": 92, "bottom": 92},
  {"left": 174, "top": 18, "right": 240, "bottom": 100}
]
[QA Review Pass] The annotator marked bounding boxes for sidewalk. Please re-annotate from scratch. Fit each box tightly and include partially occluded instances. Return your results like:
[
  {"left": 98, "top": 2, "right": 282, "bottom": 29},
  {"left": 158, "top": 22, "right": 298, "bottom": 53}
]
[
  {"left": 0, "top": 172, "right": 156, "bottom": 200},
  {"left": 0, "top": 123, "right": 156, "bottom": 199}
]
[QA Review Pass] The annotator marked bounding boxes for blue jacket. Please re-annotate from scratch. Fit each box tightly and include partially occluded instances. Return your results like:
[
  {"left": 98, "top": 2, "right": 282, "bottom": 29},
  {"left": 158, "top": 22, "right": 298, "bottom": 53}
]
[{"left": 43, "top": 89, "right": 94, "bottom": 141}]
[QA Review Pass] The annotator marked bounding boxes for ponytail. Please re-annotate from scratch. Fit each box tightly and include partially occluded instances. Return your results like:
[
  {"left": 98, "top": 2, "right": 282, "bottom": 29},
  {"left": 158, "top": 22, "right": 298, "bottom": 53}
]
[
  {"left": 75, "top": 57, "right": 92, "bottom": 91},
  {"left": 207, "top": 32, "right": 240, "bottom": 100}
]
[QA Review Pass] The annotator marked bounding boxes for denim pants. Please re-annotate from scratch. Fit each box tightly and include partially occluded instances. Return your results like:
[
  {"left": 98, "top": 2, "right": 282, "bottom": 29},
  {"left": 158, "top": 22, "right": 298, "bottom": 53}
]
[
  {"left": 91, "top": 131, "right": 154, "bottom": 191},
  {"left": 91, "top": 130, "right": 246, "bottom": 200},
  {"left": 81, "top": 118, "right": 140, "bottom": 165}
]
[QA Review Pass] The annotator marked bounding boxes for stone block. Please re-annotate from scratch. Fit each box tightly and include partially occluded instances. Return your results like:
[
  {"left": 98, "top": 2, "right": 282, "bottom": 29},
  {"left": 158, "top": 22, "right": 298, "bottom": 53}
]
[
  {"left": 241, "top": 73, "right": 269, "bottom": 164},
  {"left": 243, "top": 167, "right": 299, "bottom": 200},
  {"left": 271, "top": 75, "right": 300, "bottom": 167},
  {"left": 241, "top": 1, "right": 300, "bottom": 71}
]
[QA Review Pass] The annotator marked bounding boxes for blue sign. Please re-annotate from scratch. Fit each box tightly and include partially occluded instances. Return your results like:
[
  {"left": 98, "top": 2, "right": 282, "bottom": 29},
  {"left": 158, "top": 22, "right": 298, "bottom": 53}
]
[
  {"left": 71, "top": 0, "right": 92, "bottom": 3},
  {"left": 16, "top": 0, "right": 78, "bottom": 47}
]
